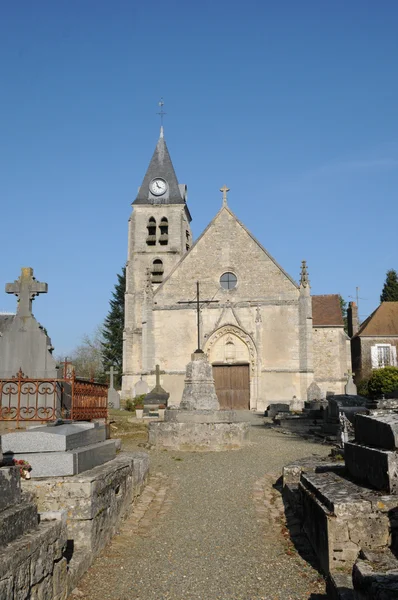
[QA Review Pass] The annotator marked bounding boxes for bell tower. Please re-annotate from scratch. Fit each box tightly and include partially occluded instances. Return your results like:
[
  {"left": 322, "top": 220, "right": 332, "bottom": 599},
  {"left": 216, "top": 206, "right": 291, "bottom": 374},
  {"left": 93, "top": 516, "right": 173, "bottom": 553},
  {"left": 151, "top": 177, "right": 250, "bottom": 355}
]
[{"left": 122, "top": 126, "right": 192, "bottom": 397}]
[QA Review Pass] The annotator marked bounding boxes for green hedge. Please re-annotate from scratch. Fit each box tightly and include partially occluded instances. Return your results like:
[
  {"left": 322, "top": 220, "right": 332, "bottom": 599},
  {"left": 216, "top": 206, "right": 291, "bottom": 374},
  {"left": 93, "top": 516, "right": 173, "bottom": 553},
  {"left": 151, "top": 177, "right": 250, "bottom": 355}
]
[{"left": 368, "top": 366, "right": 398, "bottom": 398}]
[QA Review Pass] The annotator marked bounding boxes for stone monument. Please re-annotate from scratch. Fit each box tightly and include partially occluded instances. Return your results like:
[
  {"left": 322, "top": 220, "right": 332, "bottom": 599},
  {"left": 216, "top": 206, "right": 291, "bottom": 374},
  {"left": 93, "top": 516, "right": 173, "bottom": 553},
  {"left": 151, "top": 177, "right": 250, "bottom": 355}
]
[
  {"left": 148, "top": 350, "right": 249, "bottom": 451},
  {"left": 107, "top": 366, "right": 120, "bottom": 409},
  {"left": 0, "top": 267, "right": 58, "bottom": 378}
]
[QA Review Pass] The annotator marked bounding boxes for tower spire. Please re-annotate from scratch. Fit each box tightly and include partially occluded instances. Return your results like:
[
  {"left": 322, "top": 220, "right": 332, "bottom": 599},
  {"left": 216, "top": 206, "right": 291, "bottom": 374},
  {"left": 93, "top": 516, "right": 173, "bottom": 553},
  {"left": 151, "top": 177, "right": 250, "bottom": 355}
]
[
  {"left": 300, "top": 260, "right": 310, "bottom": 288},
  {"left": 157, "top": 98, "right": 166, "bottom": 138}
]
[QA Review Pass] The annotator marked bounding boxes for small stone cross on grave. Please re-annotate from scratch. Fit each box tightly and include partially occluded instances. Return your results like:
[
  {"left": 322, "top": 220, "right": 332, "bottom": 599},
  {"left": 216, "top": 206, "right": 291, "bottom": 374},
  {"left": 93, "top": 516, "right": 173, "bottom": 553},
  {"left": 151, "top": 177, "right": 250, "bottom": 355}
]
[
  {"left": 106, "top": 366, "right": 120, "bottom": 409},
  {"left": 154, "top": 364, "right": 164, "bottom": 392},
  {"left": 6, "top": 267, "right": 48, "bottom": 317},
  {"left": 106, "top": 366, "right": 118, "bottom": 390},
  {"left": 344, "top": 370, "right": 357, "bottom": 395}
]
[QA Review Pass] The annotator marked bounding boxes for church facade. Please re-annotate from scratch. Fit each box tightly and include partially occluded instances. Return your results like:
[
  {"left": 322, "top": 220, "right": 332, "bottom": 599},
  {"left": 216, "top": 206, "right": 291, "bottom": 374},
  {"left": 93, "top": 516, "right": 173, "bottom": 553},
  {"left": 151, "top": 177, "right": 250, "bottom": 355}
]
[{"left": 122, "top": 130, "right": 351, "bottom": 411}]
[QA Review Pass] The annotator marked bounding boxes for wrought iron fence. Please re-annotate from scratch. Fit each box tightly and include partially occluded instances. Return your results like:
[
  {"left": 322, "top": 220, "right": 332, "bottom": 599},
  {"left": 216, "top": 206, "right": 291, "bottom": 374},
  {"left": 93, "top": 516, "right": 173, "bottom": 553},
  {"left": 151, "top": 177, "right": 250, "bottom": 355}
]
[{"left": 0, "top": 367, "right": 108, "bottom": 426}]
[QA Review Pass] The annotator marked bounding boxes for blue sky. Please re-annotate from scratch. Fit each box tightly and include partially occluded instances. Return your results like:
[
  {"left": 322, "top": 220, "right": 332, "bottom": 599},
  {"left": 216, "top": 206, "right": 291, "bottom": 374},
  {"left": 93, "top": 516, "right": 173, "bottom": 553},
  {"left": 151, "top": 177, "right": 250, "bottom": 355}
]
[{"left": 1, "top": 0, "right": 397, "bottom": 354}]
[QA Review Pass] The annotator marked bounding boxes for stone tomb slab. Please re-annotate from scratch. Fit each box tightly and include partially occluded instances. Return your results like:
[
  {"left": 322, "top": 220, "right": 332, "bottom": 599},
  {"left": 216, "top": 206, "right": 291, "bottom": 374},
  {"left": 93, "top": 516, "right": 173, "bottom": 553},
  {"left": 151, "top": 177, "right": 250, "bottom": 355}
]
[
  {"left": 345, "top": 441, "right": 398, "bottom": 494},
  {"left": 300, "top": 470, "right": 392, "bottom": 574},
  {"left": 355, "top": 413, "right": 398, "bottom": 450},
  {"left": 13, "top": 439, "right": 117, "bottom": 477},
  {"left": 1, "top": 422, "right": 105, "bottom": 454}
]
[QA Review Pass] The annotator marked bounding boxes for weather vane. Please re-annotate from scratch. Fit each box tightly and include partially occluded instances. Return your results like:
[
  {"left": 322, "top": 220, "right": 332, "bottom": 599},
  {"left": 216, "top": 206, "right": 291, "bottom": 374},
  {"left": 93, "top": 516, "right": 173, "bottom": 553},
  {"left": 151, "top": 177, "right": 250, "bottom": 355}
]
[{"left": 157, "top": 98, "right": 166, "bottom": 131}]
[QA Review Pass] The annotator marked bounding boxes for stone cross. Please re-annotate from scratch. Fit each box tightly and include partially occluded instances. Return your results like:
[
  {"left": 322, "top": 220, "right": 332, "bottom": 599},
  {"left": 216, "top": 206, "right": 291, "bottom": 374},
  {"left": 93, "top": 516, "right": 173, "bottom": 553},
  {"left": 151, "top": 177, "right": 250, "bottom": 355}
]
[
  {"left": 106, "top": 366, "right": 119, "bottom": 390},
  {"left": 220, "top": 184, "right": 230, "bottom": 206},
  {"left": 154, "top": 364, "right": 164, "bottom": 389},
  {"left": 6, "top": 267, "right": 48, "bottom": 318}
]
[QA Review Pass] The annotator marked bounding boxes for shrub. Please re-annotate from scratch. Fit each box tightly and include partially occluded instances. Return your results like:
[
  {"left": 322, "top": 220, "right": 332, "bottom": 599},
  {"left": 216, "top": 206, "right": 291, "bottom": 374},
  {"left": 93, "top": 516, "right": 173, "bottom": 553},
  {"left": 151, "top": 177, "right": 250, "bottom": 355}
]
[
  {"left": 134, "top": 394, "right": 146, "bottom": 408},
  {"left": 368, "top": 367, "right": 398, "bottom": 398},
  {"left": 125, "top": 399, "right": 135, "bottom": 412},
  {"left": 356, "top": 379, "right": 369, "bottom": 398}
]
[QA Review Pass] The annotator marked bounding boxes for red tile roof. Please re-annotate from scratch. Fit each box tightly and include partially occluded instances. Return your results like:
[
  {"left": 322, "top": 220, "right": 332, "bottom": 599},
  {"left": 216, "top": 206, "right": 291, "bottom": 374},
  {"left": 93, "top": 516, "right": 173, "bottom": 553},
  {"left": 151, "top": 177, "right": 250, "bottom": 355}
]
[
  {"left": 312, "top": 295, "right": 344, "bottom": 327},
  {"left": 357, "top": 302, "right": 398, "bottom": 336}
]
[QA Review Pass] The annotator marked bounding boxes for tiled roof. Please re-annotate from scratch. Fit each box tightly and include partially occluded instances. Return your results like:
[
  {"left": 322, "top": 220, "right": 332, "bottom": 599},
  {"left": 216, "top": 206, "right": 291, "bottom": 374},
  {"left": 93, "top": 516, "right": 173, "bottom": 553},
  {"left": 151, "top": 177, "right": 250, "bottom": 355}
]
[
  {"left": 357, "top": 302, "right": 398, "bottom": 336},
  {"left": 312, "top": 295, "right": 344, "bottom": 326}
]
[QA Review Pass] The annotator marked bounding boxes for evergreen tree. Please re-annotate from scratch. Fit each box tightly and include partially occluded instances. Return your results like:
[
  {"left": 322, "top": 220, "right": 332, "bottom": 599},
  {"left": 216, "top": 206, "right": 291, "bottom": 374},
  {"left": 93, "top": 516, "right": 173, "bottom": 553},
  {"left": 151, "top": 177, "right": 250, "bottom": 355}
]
[
  {"left": 102, "top": 267, "right": 126, "bottom": 387},
  {"left": 339, "top": 295, "right": 348, "bottom": 333},
  {"left": 380, "top": 269, "right": 398, "bottom": 302}
]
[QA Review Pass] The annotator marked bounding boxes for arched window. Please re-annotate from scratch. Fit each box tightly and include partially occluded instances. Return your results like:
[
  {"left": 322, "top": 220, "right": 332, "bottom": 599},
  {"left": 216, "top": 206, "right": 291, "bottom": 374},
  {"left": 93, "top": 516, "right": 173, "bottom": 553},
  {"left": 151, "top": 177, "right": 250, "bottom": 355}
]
[
  {"left": 151, "top": 259, "right": 164, "bottom": 284},
  {"left": 146, "top": 217, "right": 156, "bottom": 246},
  {"left": 159, "top": 217, "right": 169, "bottom": 246}
]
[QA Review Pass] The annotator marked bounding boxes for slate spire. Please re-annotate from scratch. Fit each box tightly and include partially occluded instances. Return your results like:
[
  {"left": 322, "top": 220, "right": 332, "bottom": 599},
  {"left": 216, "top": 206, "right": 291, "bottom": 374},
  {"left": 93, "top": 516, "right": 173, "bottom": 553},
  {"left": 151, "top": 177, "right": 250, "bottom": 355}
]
[{"left": 133, "top": 132, "right": 186, "bottom": 205}]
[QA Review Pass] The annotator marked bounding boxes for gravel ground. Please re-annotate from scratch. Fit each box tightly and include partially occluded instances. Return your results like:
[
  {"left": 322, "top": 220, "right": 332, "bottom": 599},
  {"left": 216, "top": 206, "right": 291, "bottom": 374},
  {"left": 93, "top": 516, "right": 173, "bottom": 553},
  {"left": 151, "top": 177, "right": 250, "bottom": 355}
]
[{"left": 72, "top": 417, "right": 331, "bottom": 600}]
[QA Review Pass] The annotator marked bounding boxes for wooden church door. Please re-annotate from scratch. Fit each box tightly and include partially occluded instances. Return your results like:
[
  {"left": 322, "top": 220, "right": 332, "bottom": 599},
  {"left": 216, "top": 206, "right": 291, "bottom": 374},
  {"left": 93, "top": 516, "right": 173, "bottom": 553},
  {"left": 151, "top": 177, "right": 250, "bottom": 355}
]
[{"left": 213, "top": 364, "right": 250, "bottom": 410}]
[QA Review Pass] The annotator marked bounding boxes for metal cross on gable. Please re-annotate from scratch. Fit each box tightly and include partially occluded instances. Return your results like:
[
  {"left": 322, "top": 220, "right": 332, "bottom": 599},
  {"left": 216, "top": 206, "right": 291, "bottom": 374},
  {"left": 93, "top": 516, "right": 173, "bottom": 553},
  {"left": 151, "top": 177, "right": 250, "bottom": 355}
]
[
  {"left": 6, "top": 267, "right": 48, "bottom": 317},
  {"left": 178, "top": 281, "right": 219, "bottom": 352}
]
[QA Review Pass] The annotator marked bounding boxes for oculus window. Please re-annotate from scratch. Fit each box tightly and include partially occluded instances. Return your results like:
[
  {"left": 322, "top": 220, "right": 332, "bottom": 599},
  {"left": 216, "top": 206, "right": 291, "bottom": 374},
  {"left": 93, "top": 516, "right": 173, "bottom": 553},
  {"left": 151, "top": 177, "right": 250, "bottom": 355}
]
[{"left": 220, "top": 272, "right": 237, "bottom": 290}]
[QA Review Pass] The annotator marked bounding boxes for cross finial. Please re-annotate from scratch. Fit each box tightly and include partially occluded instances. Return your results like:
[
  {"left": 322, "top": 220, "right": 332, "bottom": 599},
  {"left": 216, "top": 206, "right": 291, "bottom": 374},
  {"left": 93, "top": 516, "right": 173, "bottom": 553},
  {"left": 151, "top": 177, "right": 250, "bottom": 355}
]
[
  {"left": 157, "top": 98, "right": 166, "bottom": 137},
  {"left": 220, "top": 184, "right": 230, "bottom": 206},
  {"left": 6, "top": 267, "right": 48, "bottom": 317},
  {"left": 300, "top": 260, "right": 310, "bottom": 288}
]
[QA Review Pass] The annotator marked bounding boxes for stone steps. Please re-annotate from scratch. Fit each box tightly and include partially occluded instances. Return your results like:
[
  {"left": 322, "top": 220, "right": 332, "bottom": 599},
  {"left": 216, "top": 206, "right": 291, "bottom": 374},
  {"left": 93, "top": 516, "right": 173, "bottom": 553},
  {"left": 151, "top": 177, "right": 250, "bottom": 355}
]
[{"left": 0, "top": 499, "right": 38, "bottom": 546}]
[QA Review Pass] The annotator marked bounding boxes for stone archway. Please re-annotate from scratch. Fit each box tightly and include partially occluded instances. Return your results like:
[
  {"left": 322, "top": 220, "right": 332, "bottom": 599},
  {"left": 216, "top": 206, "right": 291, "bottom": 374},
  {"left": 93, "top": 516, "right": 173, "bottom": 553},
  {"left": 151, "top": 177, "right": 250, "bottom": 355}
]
[{"left": 204, "top": 325, "right": 258, "bottom": 409}]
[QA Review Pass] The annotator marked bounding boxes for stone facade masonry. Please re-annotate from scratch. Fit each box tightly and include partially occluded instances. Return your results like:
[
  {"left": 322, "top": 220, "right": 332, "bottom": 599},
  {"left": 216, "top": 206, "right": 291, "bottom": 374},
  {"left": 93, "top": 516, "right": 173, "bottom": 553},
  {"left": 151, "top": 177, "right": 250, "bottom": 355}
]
[
  {"left": 123, "top": 190, "right": 349, "bottom": 408},
  {"left": 312, "top": 327, "right": 350, "bottom": 395}
]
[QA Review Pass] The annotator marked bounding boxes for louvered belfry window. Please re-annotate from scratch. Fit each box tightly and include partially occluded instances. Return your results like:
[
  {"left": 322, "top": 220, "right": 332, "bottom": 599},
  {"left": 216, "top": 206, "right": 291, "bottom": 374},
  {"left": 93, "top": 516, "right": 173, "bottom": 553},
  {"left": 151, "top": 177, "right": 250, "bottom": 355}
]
[
  {"left": 151, "top": 259, "right": 164, "bottom": 283},
  {"left": 159, "top": 217, "right": 169, "bottom": 246},
  {"left": 146, "top": 217, "right": 156, "bottom": 246}
]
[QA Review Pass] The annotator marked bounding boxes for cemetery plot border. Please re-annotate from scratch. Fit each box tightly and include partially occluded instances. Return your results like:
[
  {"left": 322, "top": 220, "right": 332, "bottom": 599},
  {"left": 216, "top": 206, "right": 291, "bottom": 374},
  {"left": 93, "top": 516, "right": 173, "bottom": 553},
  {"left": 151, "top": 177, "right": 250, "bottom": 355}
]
[{"left": 0, "top": 368, "right": 108, "bottom": 425}]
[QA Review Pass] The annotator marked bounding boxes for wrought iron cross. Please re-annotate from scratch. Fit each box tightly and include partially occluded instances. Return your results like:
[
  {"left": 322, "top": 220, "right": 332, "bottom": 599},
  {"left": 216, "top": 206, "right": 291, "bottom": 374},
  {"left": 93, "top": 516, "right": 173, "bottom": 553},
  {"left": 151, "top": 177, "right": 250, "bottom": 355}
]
[
  {"left": 6, "top": 267, "right": 48, "bottom": 317},
  {"left": 157, "top": 98, "right": 166, "bottom": 128},
  {"left": 106, "top": 366, "right": 119, "bottom": 389},
  {"left": 178, "top": 281, "right": 219, "bottom": 352}
]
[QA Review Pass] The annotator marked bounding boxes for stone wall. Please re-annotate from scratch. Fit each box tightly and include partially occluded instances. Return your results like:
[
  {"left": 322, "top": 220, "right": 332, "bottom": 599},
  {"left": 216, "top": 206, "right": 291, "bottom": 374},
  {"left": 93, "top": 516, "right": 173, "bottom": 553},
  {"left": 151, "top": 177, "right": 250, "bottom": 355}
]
[
  {"left": 312, "top": 327, "right": 350, "bottom": 395},
  {"left": 0, "top": 517, "right": 68, "bottom": 600},
  {"left": 24, "top": 452, "right": 149, "bottom": 590}
]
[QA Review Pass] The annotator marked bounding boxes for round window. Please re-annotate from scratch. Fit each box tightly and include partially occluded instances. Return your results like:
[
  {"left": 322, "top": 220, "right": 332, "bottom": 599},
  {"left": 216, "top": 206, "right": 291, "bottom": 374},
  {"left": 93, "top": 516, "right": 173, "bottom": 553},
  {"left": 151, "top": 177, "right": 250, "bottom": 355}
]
[{"left": 220, "top": 272, "right": 237, "bottom": 290}]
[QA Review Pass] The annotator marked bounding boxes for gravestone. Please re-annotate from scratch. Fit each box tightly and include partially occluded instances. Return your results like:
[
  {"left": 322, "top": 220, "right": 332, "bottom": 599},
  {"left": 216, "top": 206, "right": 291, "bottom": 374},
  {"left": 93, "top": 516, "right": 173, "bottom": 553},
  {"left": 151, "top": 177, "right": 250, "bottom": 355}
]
[
  {"left": 267, "top": 403, "right": 290, "bottom": 418},
  {"left": 345, "top": 413, "right": 398, "bottom": 494},
  {"left": 134, "top": 378, "right": 149, "bottom": 398},
  {"left": 307, "top": 381, "right": 324, "bottom": 402},
  {"left": 0, "top": 268, "right": 58, "bottom": 378},
  {"left": 107, "top": 366, "right": 120, "bottom": 409},
  {"left": 344, "top": 372, "right": 357, "bottom": 395},
  {"left": 144, "top": 364, "right": 169, "bottom": 407}
]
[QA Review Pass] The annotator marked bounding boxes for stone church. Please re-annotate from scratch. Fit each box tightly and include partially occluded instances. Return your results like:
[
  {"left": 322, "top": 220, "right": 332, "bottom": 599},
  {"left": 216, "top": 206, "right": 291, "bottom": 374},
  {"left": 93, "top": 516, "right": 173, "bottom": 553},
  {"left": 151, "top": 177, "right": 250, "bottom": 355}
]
[{"left": 122, "top": 129, "right": 351, "bottom": 411}]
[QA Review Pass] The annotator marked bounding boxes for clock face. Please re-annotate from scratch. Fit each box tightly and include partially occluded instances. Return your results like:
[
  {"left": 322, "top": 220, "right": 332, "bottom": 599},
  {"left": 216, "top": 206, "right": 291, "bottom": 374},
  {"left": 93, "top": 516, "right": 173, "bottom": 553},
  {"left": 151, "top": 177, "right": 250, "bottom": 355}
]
[{"left": 150, "top": 178, "right": 167, "bottom": 196}]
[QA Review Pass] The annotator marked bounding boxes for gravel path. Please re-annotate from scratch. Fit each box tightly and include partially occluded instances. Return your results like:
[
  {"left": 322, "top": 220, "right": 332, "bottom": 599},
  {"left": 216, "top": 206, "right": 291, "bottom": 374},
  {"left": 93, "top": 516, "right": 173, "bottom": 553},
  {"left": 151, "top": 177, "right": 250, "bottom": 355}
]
[{"left": 72, "top": 418, "right": 331, "bottom": 600}]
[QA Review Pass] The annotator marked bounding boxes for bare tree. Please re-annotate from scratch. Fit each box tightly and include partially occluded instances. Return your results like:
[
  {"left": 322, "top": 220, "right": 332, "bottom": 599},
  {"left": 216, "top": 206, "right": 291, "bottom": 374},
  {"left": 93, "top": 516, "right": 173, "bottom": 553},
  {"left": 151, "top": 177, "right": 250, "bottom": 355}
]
[{"left": 58, "top": 326, "right": 106, "bottom": 382}]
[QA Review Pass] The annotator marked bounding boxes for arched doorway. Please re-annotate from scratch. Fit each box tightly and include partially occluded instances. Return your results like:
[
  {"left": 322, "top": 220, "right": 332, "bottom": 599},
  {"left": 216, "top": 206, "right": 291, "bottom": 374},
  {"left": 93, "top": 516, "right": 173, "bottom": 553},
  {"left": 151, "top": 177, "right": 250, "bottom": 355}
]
[{"left": 205, "top": 326, "right": 256, "bottom": 410}]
